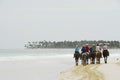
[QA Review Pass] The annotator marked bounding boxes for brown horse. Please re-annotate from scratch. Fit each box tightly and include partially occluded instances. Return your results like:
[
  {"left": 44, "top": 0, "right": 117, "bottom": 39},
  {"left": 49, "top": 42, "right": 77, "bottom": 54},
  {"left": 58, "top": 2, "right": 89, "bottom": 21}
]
[
  {"left": 74, "top": 53, "right": 80, "bottom": 66},
  {"left": 96, "top": 51, "right": 102, "bottom": 64},
  {"left": 89, "top": 52, "right": 96, "bottom": 64},
  {"left": 103, "top": 50, "right": 109, "bottom": 64}
]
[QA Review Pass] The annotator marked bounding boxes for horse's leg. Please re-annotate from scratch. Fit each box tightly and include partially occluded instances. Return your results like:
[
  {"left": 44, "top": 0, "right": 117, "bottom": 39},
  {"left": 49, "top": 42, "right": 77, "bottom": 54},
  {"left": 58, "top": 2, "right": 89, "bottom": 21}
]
[
  {"left": 91, "top": 58, "right": 93, "bottom": 64},
  {"left": 99, "top": 58, "right": 100, "bottom": 64},
  {"left": 86, "top": 57, "right": 88, "bottom": 65},
  {"left": 81, "top": 54, "right": 83, "bottom": 65},
  {"left": 91, "top": 57, "right": 94, "bottom": 64},
  {"left": 93, "top": 57, "right": 95, "bottom": 64},
  {"left": 92, "top": 56, "right": 95, "bottom": 64},
  {"left": 99, "top": 52, "right": 101, "bottom": 64},
  {"left": 89, "top": 53, "right": 92, "bottom": 64},
  {"left": 83, "top": 57, "right": 86, "bottom": 66},
  {"left": 97, "top": 58, "right": 98, "bottom": 64},
  {"left": 91, "top": 54, "right": 95, "bottom": 64},
  {"left": 82, "top": 57, "right": 84, "bottom": 66},
  {"left": 82, "top": 55, "right": 86, "bottom": 66},
  {"left": 104, "top": 57, "right": 107, "bottom": 64},
  {"left": 96, "top": 57, "right": 99, "bottom": 64},
  {"left": 75, "top": 57, "right": 77, "bottom": 66},
  {"left": 87, "top": 53, "right": 89, "bottom": 64},
  {"left": 106, "top": 57, "right": 108, "bottom": 63},
  {"left": 98, "top": 58, "right": 100, "bottom": 64},
  {"left": 75, "top": 56, "right": 79, "bottom": 66},
  {"left": 105, "top": 57, "right": 107, "bottom": 63},
  {"left": 96, "top": 57, "right": 97, "bottom": 64},
  {"left": 81, "top": 59, "right": 83, "bottom": 65},
  {"left": 104, "top": 57, "right": 105, "bottom": 63},
  {"left": 76, "top": 59, "right": 78, "bottom": 66}
]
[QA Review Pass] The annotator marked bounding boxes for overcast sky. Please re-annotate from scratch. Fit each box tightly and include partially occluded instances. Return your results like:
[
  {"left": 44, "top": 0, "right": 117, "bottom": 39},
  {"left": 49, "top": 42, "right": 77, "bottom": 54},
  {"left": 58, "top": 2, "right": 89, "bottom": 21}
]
[{"left": 0, "top": 0, "right": 120, "bottom": 49}]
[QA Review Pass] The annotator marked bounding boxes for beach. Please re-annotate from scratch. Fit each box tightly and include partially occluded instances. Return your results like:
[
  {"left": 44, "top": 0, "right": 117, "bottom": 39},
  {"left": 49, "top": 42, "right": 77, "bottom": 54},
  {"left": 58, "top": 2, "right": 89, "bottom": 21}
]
[
  {"left": 0, "top": 49, "right": 120, "bottom": 80},
  {"left": 0, "top": 55, "right": 74, "bottom": 80},
  {"left": 59, "top": 55, "right": 120, "bottom": 80},
  {"left": 59, "top": 63, "right": 120, "bottom": 80},
  {"left": 0, "top": 56, "right": 120, "bottom": 80}
]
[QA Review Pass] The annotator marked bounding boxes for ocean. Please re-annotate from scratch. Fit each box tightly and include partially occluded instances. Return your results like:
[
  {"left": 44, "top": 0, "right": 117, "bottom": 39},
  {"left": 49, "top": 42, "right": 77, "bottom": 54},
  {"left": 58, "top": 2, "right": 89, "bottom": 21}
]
[{"left": 0, "top": 49, "right": 120, "bottom": 61}]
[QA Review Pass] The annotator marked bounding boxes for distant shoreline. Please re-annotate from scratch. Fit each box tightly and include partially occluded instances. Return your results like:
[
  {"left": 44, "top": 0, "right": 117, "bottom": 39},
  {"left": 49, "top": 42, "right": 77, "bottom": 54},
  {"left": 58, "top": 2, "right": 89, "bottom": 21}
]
[
  {"left": 1, "top": 48, "right": 120, "bottom": 50},
  {"left": 25, "top": 40, "right": 120, "bottom": 49}
]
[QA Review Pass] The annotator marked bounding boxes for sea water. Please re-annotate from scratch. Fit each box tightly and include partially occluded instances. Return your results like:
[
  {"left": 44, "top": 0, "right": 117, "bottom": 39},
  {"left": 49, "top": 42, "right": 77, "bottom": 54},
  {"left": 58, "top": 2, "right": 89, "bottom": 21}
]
[
  {"left": 0, "top": 49, "right": 120, "bottom": 61},
  {"left": 0, "top": 49, "right": 74, "bottom": 61}
]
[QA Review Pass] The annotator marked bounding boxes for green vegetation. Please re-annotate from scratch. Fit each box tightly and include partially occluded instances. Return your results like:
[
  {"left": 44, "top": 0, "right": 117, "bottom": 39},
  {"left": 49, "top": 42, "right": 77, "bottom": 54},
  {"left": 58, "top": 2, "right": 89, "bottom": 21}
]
[{"left": 24, "top": 40, "right": 120, "bottom": 49}]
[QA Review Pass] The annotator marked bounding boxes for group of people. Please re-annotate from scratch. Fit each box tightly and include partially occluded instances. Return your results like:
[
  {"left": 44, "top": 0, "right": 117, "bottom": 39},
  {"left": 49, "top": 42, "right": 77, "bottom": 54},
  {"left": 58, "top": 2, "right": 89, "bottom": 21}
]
[{"left": 74, "top": 43, "right": 109, "bottom": 66}]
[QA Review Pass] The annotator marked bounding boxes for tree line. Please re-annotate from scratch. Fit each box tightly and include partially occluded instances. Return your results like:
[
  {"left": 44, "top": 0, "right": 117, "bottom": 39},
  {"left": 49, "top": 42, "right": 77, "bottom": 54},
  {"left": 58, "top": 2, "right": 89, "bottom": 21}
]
[{"left": 24, "top": 40, "right": 120, "bottom": 49}]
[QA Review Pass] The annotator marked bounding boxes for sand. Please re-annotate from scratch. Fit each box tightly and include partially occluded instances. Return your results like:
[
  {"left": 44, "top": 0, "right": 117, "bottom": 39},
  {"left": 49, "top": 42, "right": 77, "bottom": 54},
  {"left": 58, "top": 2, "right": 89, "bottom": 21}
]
[
  {"left": 59, "top": 57, "right": 120, "bottom": 80},
  {"left": 97, "top": 63, "right": 120, "bottom": 80},
  {"left": 0, "top": 55, "right": 120, "bottom": 80},
  {"left": 0, "top": 55, "right": 74, "bottom": 80}
]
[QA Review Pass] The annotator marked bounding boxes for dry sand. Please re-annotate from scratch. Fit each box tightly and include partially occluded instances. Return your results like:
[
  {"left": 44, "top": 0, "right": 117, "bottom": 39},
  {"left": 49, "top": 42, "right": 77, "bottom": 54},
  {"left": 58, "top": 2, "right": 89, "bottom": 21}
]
[
  {"left": 59, "top": 64, "right": 103, "bottom": 80},
  {"left": 59, "top": 62, "right": 120, "bottom": 80}
]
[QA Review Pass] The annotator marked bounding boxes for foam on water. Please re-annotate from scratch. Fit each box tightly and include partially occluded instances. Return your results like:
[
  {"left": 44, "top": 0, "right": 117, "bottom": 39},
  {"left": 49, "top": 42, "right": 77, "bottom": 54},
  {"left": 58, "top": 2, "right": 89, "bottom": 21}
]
[{"left": 0, "top": 49, "right": 119, "bottom": 61}]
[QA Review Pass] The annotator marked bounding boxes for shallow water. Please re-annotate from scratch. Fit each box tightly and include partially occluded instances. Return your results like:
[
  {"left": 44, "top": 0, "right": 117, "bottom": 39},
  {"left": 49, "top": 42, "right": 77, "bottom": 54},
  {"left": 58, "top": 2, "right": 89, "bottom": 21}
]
[{"left": 0, "top": 49, "right": 119, "bottom": 61}]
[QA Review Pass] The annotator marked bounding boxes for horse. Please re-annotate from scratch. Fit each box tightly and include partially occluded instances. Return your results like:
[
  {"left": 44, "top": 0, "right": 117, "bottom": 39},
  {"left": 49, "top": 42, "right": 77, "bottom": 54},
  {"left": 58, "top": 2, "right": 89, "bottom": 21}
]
[
  {"left": 74, "top": 53, "right": 80, "bottom": 66},
  {"left": 89, "top": 52, "right": 96, "bottom": 64},
  {"left": 96, "top": 51, "right": 102, "bottom": 64},
  {"left": 81, "top": 52, "right": 89, "bottom": 66},
  {"left": 103, "top": 50, "right": 109, "bottom": 64}
]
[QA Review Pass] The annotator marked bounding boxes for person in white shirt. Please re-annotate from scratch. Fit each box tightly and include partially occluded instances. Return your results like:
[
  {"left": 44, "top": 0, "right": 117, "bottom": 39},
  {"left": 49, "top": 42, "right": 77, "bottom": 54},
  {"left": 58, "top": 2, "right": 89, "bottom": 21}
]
[
  {"left": 96, "top": 43, "right": 101, "bottom": 52},
  {"left": 95, "top": 43, "right": 102, "bottom": 64}
]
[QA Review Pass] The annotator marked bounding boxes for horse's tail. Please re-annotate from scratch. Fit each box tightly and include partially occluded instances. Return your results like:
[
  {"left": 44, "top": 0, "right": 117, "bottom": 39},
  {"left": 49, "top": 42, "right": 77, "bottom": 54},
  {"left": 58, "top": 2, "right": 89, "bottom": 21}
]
[
  {"left": 82, "top": 53, "right": 88, "bottom": 60},
  {"left": 74, "top": 53, "right": 80, "bottom": 59},
  {"left": 96, "top": 51, "right": 102, "bottom": 57},
  {"left": 82, "top": 52, "right": 87, "bottom": 66},
  {"left": 103, "top": 50, "right": 109, "bottom": 57}
]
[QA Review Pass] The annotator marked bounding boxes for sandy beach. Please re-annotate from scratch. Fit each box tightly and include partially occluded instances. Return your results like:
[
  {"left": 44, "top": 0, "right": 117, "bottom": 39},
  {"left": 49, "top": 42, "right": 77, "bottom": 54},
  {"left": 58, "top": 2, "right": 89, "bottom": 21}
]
[
  {"left": 59, "top": 63, "right": 120, "bottom": 80},
  {"left": 0, "top": 55, "right": 74, "bottom": 80},
  {"left": 59, "top": 56, "right": 120, "bottom": 80},
  {"left": 0, "top": 55, "right": 120, "bottom": 80}
]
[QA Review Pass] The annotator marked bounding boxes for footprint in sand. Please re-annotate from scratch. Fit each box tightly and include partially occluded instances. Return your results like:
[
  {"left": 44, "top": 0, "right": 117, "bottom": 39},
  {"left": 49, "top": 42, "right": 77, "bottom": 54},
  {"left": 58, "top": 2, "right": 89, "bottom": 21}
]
[{"left": 59, "top": 64, "right": 104, "bottom": 80}]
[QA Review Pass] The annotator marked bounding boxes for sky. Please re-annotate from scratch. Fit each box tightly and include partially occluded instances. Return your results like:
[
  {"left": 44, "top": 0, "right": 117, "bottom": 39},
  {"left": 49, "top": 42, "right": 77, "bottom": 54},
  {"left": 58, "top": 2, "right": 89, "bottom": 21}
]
[{"left": 0, "top": 0, "right": 120, "bottom": 49}]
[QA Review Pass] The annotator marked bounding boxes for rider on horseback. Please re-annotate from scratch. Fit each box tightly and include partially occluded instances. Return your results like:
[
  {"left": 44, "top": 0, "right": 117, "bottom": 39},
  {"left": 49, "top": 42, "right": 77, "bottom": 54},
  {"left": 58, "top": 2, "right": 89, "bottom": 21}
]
[
  {"left": 81, "top": 46, "right": 86, "bottom": 55},
  {"left": 81, "top": 45, "right": 87, "bottom": 65},
  {"left": 74, "top": 45, "right": 80, "bottom": 66},
  {"left": 90, "top": 44, "right": 96, "bottom": 53},
  {"left": 74, "top": 45, "right": 80, "bottom": 59},
  {"left": 96, "top": 43, "right": 102, "bottom": 58},
  {"left": 85, "top": 44, "right": 90, "bottom": 64},
  {"left": 96, "top": 43, "right": 102, "bottom": 64},
  {"left": 102, "top": 43, "right": 109, "bottom": 56},
  {"left": 90, "top": 44, "right": 96, "bottom": 64},
  {"left": 75, "top": 45, "right": 79, "bottom": 54},
  {"left": 85, "top": 44, "right": 90, "bottom": 52},
  {"left": 102, "top": 43, "right": 109, "bottom": 63}
]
